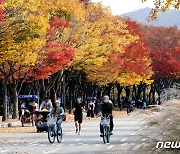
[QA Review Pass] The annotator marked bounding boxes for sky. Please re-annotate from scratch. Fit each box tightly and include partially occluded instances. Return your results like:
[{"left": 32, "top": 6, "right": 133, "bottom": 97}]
[{"left": 90, "top": 0, "right": 154, "bottom": 15}]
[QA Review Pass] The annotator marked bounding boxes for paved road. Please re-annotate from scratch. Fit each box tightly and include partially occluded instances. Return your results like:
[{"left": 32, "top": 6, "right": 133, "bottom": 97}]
[{"left": 0, "top": 112, "right": 161, "bottom": 154}]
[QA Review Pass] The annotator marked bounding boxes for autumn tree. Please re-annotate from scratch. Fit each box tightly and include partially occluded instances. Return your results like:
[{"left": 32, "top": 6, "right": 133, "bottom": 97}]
[
  {"left": 0, "top": 0, "right": 85, "bottom": 120},
  {"left": 141, "top": 25, "right": 180, "bottom": 103},
  {"left": 142, "top": 0, "right": 180, "bottom": 20}
]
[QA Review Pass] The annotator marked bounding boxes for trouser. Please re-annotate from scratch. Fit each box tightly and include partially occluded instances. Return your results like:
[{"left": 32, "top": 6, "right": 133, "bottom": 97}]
[
  {"left": 57, "top": 118, "right": 63, "bottom": 132},
  {"left": 100, "top": 116, "right": 113, "bottom": 133}
]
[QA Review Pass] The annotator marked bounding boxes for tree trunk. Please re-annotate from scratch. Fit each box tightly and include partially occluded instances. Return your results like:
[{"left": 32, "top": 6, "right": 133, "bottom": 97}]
[
  {"left": 125, "top": 87, "right": 130, "bottom": 98},
  {"left": 136, "top": 84, "right": 143, "bottom": 107},
  {"left": 68, "top": 80, "right": 75, "bottom": 114},
  {"left": 2, "top": 83, "right": 8, "bottom": 121},
  {"left": 62, "top": 75, "right": 66, "bottom": 109},
  {"left": 132, "top": 85, "right": 137, "bottom": 100},
  {"left": 12, "top": 84, "right": 18, "bottom": 119},
  {"left": 143, "top": 84, "right": 147, "bottom": 101},
  {"left": 40, "top": 80, "right": 47, "bottom": 101},
  {"left": 117, "top": 84, "right": 122, "bottom": 103}
]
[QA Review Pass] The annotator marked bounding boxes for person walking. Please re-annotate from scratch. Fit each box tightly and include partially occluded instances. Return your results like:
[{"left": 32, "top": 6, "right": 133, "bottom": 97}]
[
  {"left": 87, "top": 99, "right": 95, "bottom": 118},
  {"left": 73, "top": 97, "right": 84, "bottom": 135},
  {"left": 142, "top": 99, "right": 147, "bottom": 110}
]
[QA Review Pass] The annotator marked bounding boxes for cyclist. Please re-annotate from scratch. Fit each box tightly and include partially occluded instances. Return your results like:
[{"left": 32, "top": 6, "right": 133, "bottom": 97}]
[
  {"left": 49, "top": 100, "right": 64, "bottom": 134},
  {"left": 73, "top": 97, "right": 84, "bottom": 135},
  {"left": 100, "top": 95, "right": 114, "bottom": 136}
]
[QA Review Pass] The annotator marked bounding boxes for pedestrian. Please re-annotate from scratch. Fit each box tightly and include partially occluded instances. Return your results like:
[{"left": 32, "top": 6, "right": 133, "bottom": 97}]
[
  {"left": 87, "top": 99, "right": 95, "bottom": 118},
  {"left": 126, "top": 97, "right": 132, "bottom": 115},
  {"left": 142, "top": 100, "right": 147, "bottom": 110},
  {"left": 118, "top": 101, "right": 122, "bottom": 111},
  {"left": 73, "top": 97, "right": 84, "bottom": 135},
  {"left": 94, "top": 99, "right": 100, "bottom": 117},
  {"left": 40, "top": 97, "right": 53, "bottom": 112}
]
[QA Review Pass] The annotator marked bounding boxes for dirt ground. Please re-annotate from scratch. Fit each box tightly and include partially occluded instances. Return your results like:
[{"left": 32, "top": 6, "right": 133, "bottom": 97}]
[{"left": 134, "top": 99, "right": 180, "bottom": 153}]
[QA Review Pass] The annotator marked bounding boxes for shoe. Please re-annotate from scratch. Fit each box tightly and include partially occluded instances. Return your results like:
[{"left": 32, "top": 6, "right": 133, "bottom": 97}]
[
  {"left": 58, "top": 131, "right": 62, "bottom": 135},
  {"left": 100, "top": 133, "right": 103, "bottom": 137},
  {"left": 110, "top": 131, "right": 113, "bottom": 135},
  {"left": 78, "top": 131, "right": 80, "bottom": 135},
  {"left": 76, "top": 128, "right": 78, "bottom": 133}
]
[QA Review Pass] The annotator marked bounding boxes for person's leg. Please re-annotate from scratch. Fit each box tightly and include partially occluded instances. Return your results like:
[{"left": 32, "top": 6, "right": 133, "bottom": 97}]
[
  {"left": 92, "top": 110, "right": 94, "bottom": 118},
  {"left": 57, "top": 118, "right": 63, "bottom": 132},
  {"left": 78, "top": 116, "right": 82, "bottom": 134},
  {"left": 110, "top": 116, "right": 113, "bottom": 135},
  {"left": 79, "top": 123, "right": 81, "bottom": 132},
  {"left": 74, "top": 115, "right": 78, "bottom": 133},
  {"left": 100, "top": 124, "right": 103, "bottom": 133}
]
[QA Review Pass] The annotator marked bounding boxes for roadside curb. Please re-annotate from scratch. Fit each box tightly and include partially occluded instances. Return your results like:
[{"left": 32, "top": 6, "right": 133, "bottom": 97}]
[{"left": 0, "top": 121, "right": 21, "bottom": 128}]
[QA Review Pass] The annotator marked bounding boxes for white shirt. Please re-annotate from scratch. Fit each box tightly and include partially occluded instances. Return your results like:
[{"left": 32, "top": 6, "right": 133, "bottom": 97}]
[{"left": 40, "top": 100, "right": 53, "bottom": 111}]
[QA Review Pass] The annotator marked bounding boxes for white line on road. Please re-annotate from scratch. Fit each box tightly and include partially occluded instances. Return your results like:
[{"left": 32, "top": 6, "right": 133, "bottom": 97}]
[
  {"left": 13, "top": 144, "right": 18, "bottom": 146},
  {"left": 43, "top": 148, "right": 62, "bottom": 154},
  {"left": 29, "top": 143, "right": 38, "bottom": 147},
  {"left": 139, "top": 129, "right": 143, "bottom": 131},
  {"left": 107, "top": 145, "right": 115, "bottom": 149},
  {"left": 75, "top": 139, "right": 82, "bottom": 141},
  {"left": 130, "top": 133, "right": 136, "bottom": 135},
  {"left": 0, "top": 150, "right": 9, "bottom": 153},
  {"left": 68, "top": 132, "right": 73, "bottom": 134},
  {"left": 95, "top": 144, "right": 100, "bottom": 146},
  {"left": 41, "top": 144, "right": 46, "bottom": 147},
  {"left": 120, "top": 138, "right": 127, "bottom": 142},
  {"left": 121, "top": 143, "right": 127, "bottom": 146},
  {"left": 57, "top": 144, "right": 63, "bottom": 147},
  {"left": 68, "top": 144, "right": 75, "bottom": 146},
  {"left": 27, "top": 142, "right": 37, "bottom": 145}
]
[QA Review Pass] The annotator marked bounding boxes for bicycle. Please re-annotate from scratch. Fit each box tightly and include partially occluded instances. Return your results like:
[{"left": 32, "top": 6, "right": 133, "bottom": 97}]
[
  {"left": 100, "top": 113, "right": 111, "bottom": 144},
  {"left": 47, "top": 116, "right": 63, "bottom": 143}
]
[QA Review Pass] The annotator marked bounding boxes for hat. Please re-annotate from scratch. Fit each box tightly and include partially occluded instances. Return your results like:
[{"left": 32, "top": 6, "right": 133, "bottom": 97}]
[
  {"left": 56, "top": 100, "right": 61, "bottom": 104},
  {"left": 103, "top": 95, "right": 109, "bottom": 103}
]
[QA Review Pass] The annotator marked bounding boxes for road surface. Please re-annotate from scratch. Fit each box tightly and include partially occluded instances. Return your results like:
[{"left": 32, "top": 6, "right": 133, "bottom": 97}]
[{"left": 0, "top": 111, "right": 175, "bottom": 154}]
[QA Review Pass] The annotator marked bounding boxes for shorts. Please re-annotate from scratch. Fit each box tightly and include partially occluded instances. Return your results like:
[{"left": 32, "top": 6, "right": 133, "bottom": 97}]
[{"left": 74, "top": 115, "right": 82, "bottom": 123}]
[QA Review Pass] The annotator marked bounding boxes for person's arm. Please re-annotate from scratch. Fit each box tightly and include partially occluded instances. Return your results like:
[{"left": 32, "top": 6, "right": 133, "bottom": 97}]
[
  {"left": 50, "top": 108, "right": 55, "bottom": 116},
  {"left": 93, "top": 103, "right": 95, "bottom": 110},
  {"left": 60, "top": 107, "right": 65, "bottom": 115},
  {"left": 111, "top": 103, "right": 114, "bottom": 116},
  {"left": 39, "top": 102, "right": 44, "bottom": 111},
  {"left": 49, "top": 101, "right": 53, "bottom": 111}
]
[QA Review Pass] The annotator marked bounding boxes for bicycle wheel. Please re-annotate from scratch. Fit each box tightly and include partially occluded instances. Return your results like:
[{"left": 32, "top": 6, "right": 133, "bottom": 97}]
[
  {"left": 106, "top": 126, "right": 110, "bottom": 143},
  {"left": 48, "top": 125, "right": 55, "bottom": 143},
  {"left": 103, "top": 126, "right": 107, "bottom": 143},
  {"left": 57, "top": 127, "right": 63, "bottom": 143}
]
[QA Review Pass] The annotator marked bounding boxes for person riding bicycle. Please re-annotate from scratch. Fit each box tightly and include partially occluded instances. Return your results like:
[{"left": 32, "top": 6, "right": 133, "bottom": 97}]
[
  {"left": 49, "top": 100, "right": 64, "bottom": 134},
  {"left": 100, "top": 95, "right": 114, "bottom": 136}
]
